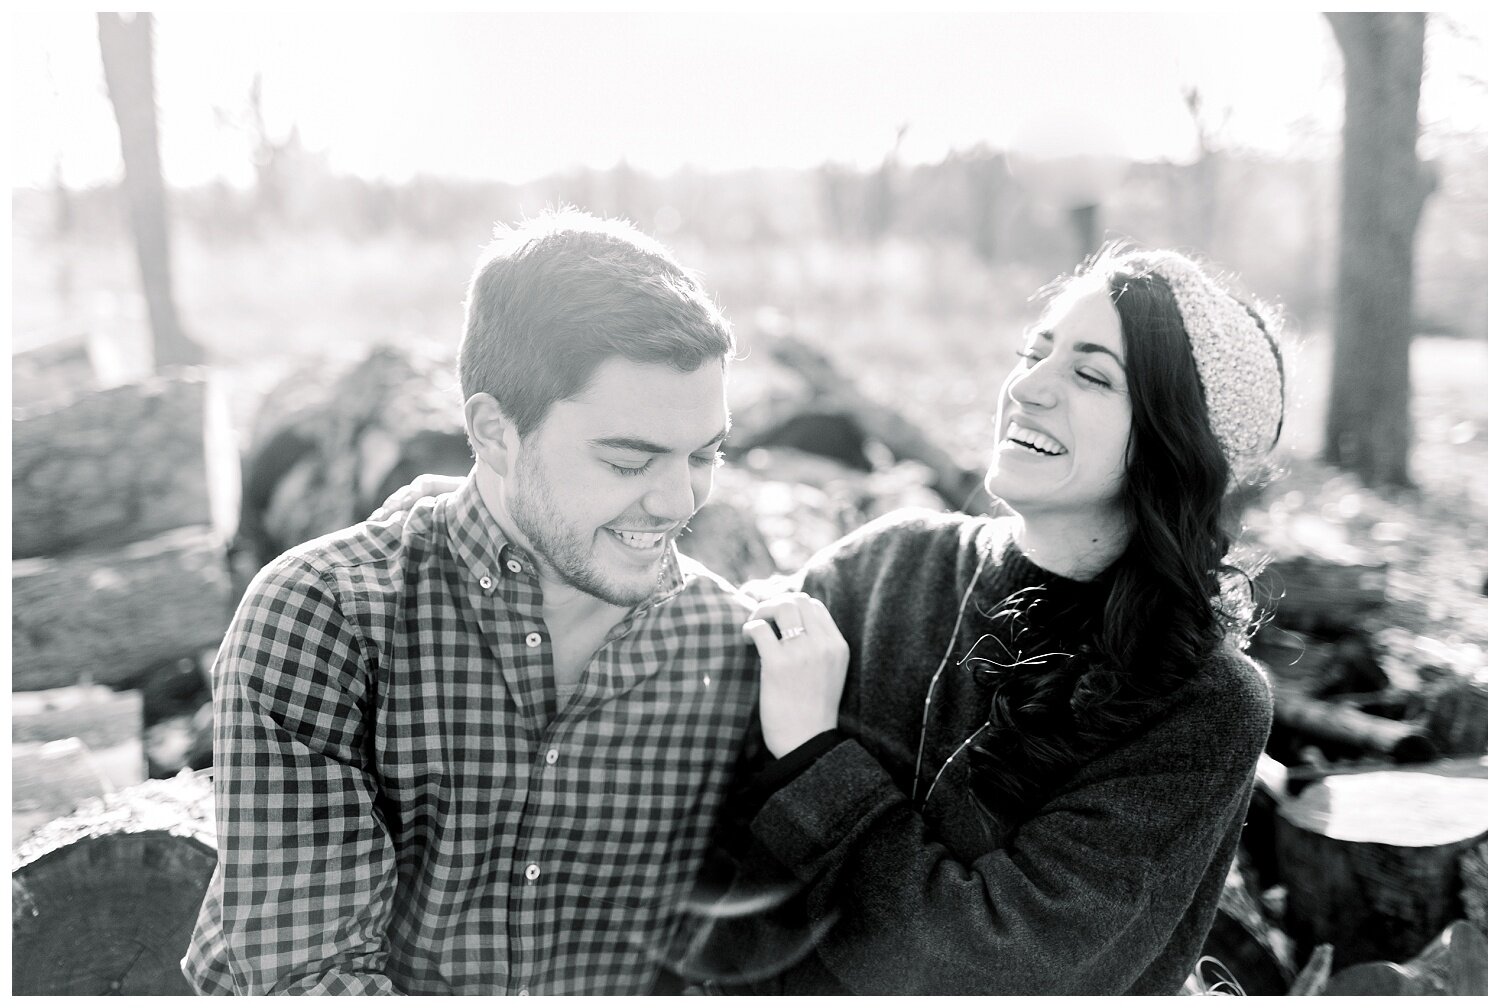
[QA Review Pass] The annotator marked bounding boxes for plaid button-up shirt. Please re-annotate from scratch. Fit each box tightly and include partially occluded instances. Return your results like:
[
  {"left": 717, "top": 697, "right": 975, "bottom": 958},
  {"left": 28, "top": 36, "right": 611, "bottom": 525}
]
[{"left": 183, "top": 475, "right": 759, "bottom": 995}]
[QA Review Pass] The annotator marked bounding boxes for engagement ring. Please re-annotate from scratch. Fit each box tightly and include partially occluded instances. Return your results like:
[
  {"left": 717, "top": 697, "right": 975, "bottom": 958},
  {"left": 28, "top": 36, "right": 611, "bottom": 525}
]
[{"left": 782, "top": 626, "right": 807, "bottom": 640}]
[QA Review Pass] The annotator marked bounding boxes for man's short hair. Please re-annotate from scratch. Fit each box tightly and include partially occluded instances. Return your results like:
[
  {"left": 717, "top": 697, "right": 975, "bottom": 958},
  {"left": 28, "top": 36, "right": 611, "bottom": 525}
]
[{"left": 459, "top": 208, "right": 735, "bottom": 437}]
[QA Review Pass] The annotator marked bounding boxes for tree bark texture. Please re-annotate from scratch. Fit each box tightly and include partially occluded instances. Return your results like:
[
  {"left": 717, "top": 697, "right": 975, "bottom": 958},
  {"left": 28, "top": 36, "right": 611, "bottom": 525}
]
[
  {"left": 11, "top": 370, "right": 238, "bottom": 559},
  {"left": 97, "top": 12, "right": 201, "bottom": 369},
  {"left": 1323, "top": 13, "right": 1431, "bottom": 486},
  {"left": 11, "top": 526, "right": 233, "bottom": 691}
]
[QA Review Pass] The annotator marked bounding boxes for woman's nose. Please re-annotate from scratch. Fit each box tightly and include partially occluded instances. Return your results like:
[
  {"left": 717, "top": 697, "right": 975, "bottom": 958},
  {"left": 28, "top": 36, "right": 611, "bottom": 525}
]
[{"left": 1007, "top": 360, "right": 1059, "bottom": 409}]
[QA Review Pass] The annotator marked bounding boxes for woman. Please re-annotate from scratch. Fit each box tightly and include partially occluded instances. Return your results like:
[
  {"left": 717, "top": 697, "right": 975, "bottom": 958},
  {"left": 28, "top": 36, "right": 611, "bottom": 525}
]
[
  {"left": 690, "top": 244, "right": 1284, "bottom": 995},
  {"left": 378, "top": 244, "right": 1284, "bottom": 994}
]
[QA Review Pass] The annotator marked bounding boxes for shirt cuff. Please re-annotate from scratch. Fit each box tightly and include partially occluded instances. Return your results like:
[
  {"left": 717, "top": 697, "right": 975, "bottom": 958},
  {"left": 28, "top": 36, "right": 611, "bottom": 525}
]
[{"left": 735, "top": 729, "right": 847, "bottom": 815}]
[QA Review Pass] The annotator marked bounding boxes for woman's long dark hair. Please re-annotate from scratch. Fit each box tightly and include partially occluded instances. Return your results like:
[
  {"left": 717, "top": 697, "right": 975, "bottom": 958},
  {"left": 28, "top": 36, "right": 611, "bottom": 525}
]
[{"left": 966, "top": 252, "right": 1280, "bottom": 821}]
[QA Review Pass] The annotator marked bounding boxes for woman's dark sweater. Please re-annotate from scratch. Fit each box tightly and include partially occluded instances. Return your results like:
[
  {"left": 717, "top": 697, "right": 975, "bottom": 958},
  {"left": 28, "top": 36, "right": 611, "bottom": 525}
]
[{"left": 727, "top": 507, "right": 1273, "bottom": 995}]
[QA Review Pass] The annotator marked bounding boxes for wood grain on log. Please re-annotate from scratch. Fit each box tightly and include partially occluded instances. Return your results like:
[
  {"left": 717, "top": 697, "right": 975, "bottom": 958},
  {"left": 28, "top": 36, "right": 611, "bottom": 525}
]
[
  {"left": 12, "top": 771, "right": 216, "bottom": 996},
  {"left": 11, "top": 368, "right": 240, "bottom": 559},
  {"left": 11, "top": 526, "right": 232, "bottom": 691},
  {"left": 1275, "top": 763, "right": 1488, "bottom": 968}
]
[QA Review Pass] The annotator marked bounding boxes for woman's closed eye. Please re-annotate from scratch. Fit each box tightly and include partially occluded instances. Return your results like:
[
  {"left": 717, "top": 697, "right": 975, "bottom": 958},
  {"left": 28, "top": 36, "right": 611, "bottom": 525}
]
[{"left": 1017, "top": 347, "right": 1112, "bottom": 388}]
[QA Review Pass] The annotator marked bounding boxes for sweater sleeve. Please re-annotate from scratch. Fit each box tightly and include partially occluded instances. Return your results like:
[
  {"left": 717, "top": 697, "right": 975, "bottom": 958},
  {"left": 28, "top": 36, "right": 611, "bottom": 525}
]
[{"left": 749, "top": 667, "right": 1270, "bottom": 995}]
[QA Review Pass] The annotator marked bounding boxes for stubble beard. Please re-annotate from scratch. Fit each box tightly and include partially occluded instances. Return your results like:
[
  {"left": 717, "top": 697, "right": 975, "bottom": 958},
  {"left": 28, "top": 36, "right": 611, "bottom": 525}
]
[{"left": 509, "top": 447, "right": 663, "bottom": 608}]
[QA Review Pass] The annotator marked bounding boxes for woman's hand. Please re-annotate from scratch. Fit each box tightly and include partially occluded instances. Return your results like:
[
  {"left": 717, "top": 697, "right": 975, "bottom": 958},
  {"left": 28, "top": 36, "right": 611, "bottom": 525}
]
[
  {"left": 744, "top": 592, "right": 849, "bottom": 759},
  {"left": 370, "top": 473, "right": 465, "bottom": 521}
]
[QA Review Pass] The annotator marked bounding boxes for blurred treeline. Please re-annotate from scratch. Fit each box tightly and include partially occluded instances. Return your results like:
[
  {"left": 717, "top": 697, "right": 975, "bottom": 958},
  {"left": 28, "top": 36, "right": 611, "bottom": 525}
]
[{"left": 16, "top": 131, "right": 1487, "bottom": 343}]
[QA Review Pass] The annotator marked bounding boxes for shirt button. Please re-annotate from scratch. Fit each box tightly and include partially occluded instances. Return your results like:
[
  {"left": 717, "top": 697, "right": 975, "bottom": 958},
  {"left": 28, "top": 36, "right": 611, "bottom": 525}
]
[
  {"left": 524, "top": 863, "right": 541, "bottom": 881},
  {"left": 506, "top": 558, "right": 523, "bottom": 574},
  {"left": 545, "top": 748, "right": 559, "bottom": 765},
  {"left": 525, "top": 631, "right": 542, "bottom": 648},
  {"left": 478, "top": 574, "right": 493, "bottom": 591},
  {"left": 518, "top": 988, "right": 530, "bottom": 996}
]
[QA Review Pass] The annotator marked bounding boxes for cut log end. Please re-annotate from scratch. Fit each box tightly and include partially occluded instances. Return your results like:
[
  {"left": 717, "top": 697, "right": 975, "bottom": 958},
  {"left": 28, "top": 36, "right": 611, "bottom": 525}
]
[
  {"left": 1275, "top": 763, "right": 1488, "bottom": 967},
  {"left": 12, "top": 772, "right": 216, "bottom": 996}
]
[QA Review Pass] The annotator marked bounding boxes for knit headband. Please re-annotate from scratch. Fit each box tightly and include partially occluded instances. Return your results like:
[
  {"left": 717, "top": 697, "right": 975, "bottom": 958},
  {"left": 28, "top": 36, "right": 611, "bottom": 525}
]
[{"left": 1098, "top": 249, "right": 1284, "bottom": 485}]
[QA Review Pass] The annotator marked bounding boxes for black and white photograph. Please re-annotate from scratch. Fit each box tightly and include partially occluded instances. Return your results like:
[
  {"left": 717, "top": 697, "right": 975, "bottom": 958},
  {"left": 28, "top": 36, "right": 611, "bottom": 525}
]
[{"left": 8, "top": 9, "right": 1489, "bottom": 996}]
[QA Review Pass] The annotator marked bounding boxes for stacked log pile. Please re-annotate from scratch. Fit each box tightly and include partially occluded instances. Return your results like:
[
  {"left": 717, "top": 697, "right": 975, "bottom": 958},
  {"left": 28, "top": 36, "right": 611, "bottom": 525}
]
[
  {"left": 12, "top": 369, "right": 239, "bottom": 689},
  {"left": 11, "top": 365, "right": 238, "bottom": 829}
]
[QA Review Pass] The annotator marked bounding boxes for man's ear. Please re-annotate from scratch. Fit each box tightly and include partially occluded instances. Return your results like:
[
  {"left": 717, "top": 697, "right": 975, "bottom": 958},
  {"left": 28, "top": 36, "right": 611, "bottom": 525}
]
[{"left": 464, "top": 393, "right": 519, "bottom": 478}]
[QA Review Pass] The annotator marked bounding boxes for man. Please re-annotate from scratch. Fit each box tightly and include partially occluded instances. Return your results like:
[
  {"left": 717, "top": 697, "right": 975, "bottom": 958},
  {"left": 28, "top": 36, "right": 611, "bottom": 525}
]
[{"left": 183, "top": 210, "right": 760, "bottom": 994}]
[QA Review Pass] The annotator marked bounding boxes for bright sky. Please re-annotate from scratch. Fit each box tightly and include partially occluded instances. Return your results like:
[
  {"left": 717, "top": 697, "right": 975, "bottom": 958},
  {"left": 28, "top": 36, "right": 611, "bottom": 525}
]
[{"left": 9, "top": 10, "right": 1490, "bottom": 189}]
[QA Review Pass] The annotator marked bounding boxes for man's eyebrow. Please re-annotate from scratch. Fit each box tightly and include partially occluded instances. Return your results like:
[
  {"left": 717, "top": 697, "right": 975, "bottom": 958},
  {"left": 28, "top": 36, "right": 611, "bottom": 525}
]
[
  {"left": 1073, "top": 342, "right": 1125, "bottom": 368},
  {"left": 589, "top": 427, "right": 730, "bottom": 455}
]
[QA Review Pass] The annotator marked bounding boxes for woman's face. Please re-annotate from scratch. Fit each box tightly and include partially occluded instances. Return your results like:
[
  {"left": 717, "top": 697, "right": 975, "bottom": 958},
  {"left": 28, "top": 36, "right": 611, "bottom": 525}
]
[{"left": 985, "top": 278, "right": 1133, "bottom": 527}]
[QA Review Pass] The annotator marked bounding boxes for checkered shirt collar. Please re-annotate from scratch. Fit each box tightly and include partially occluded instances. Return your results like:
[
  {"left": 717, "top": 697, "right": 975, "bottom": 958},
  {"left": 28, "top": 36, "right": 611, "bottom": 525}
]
[{"left": 442, "top": 469, "right": 687, "bottom": 611}]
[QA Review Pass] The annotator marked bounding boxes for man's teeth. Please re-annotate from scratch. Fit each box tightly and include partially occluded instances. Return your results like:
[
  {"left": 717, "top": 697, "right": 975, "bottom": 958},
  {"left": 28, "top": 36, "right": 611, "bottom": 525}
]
[
  {"left": 609, "top": 528, "right": 665, "bottom": 549},
  {"left": 1006, "top": 423, "right": 1065, "bottom": 456}
]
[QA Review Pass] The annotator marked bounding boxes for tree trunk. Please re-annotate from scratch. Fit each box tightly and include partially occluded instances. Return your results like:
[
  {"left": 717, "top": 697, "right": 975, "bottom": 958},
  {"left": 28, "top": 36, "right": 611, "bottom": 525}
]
[
  {"left": 1274, "top": 762, "right": 1487, "bottom": 968},
  {"left": 97, "top": 12, "right": 202, "bottom": 370},
  {"left": 1322, "top": 13, "right": 1432, "bottom": 486}
]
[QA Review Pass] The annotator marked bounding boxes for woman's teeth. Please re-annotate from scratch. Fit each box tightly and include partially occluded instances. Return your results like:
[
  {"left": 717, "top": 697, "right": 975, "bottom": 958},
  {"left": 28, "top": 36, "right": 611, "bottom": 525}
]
[{"left": 1005, "top": 422, "right": 1065, "bottom": 456}]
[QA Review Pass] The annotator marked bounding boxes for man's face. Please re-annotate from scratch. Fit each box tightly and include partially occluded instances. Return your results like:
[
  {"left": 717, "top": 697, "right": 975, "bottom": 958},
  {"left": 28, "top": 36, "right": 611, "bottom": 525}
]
[{"left": 506, "top": 356, "right": 730, "bottom": 608}]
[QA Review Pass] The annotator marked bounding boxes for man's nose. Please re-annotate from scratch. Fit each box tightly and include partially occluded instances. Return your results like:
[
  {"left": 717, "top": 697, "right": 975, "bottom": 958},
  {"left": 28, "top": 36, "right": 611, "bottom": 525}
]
[{"left": 642, "top": 461, "right": 699, "bottom": 524}]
